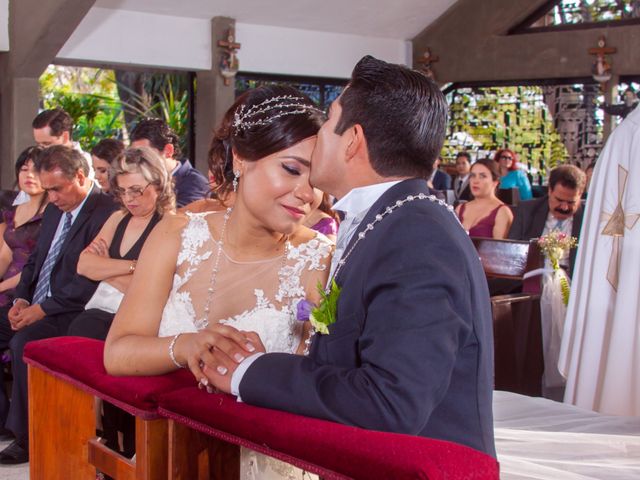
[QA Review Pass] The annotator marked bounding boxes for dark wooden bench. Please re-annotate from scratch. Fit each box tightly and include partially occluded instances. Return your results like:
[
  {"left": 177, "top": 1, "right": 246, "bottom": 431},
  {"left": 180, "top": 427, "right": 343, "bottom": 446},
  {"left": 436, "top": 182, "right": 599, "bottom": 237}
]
[{"left": 472, "top": 237, "right": 544, "bottom": 397}]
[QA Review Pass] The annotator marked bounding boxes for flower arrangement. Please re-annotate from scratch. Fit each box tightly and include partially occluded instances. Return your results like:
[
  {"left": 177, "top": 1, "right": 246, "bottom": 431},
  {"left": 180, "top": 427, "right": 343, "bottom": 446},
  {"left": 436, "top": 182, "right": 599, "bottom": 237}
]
[
  {"left": 296, "top": 280, "right": 341, "bottom": 335},
  {"left": 537, "top": 230, "right": 577, "bottom": 305}
]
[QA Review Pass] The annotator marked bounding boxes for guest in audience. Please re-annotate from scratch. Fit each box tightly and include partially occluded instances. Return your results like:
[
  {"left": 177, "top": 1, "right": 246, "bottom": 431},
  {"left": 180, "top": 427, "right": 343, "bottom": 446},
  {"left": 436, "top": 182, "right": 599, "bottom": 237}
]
[
  {"left": 32, "top": 108, "right": 92, "bottom": 166},
  {"left": 13, "top": 108, "right": 94, "bottom": 207},
  {"left": 0, "top": 146, "right": 116, "bottom": 464},
  {"left": 130, "top": 118, "right": 209, "bottom": 207},
  {"left": 303, "top": 190, "right": 338, "bottom": 241},
  {"left": 509, "top": 164, "right": 586, "bottom": 276},
  {"left": 105, "top": 85, "right": 332, "bottom": 477},
  {"left": 453, "top": 151, "right": 473, "bottom": 202},
  {"left": 456, "top": 158, "right": 513, "bottom": 239},
  {"left": 91, "top": 138, "right": 125, "bottom": 193},
  {"left": 495, "top": 148, "right": 532, "bottom": 200},
  {"left": 0, "top": 147, "right": 48, "bottom": 308},
  {"left": 70, "top": 147, "right": 173, "bottom": 459},
  {"left": 427, "top": 156, "right": 452, "bottom": 191},
  {"left": 70, "top": 147, "right": 174, "bottom": 340}
]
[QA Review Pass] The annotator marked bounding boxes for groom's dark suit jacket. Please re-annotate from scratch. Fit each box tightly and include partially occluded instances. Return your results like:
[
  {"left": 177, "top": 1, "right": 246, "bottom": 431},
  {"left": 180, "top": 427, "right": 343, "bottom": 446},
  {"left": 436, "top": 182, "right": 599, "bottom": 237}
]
[
  {"left": 241, "top": 179, "right": 496, "bottom": 457},
  {"left": 15, "top": 184, "right": 117, "bottom": 315}
]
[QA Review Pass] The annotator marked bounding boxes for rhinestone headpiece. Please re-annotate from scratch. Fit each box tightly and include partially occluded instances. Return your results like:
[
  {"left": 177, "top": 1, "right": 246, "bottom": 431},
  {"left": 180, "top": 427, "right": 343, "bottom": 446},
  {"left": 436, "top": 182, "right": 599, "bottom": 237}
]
[{"left": 232, "top": 95, "right": 324, "bottom": 133}]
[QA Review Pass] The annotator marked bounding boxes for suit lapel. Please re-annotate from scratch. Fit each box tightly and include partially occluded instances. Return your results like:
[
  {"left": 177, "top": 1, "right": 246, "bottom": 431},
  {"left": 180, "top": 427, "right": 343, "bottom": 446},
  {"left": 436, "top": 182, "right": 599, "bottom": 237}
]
[
  {"left": 336, "top": 178, "right": 429, "bottom": 284},
  {"left": 56, "top": 185, "right": 99, "bottom": 263},
  {"left": 530, "top": 198, "right": 550, "bottom": 238}
]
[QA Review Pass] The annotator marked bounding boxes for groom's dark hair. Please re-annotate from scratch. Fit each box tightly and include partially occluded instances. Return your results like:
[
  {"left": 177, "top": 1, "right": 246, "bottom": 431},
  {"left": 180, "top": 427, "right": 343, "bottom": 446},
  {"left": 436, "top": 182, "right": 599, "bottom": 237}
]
[{"left": 335, "top": 55, "right": 448, "bottom": 179}]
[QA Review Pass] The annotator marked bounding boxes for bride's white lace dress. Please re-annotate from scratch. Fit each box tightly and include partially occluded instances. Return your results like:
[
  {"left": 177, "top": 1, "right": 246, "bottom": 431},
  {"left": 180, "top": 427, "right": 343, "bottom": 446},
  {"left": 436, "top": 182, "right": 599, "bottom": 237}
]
[{"left": 158, "top": 211, "right": 332, "bottom": 479}]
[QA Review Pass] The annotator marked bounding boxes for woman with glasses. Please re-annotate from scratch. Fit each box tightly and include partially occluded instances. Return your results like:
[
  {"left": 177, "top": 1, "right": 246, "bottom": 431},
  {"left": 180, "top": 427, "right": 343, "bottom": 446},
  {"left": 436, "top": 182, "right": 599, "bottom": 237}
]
[
  {"left": 71, "top": 147, "right": 175, "bottom": 340},
  {"left": 494, "top": 148, "right": 532, "bottom": 200},
  {"left": 69, "top": 146, "right": 175, "bottom": 459}
]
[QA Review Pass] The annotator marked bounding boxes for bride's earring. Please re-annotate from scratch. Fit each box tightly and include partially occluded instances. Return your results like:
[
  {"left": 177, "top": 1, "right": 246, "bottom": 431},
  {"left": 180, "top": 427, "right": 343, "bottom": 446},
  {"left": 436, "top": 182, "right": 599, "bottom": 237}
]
[{"left": 232, "top": 170, "right": 240, "bottom": 192}]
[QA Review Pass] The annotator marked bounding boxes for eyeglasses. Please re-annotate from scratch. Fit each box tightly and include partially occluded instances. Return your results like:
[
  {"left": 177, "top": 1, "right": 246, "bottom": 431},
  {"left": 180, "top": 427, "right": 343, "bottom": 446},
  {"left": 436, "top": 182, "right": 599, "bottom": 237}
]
[
  {"left": 499, "top": 155, "right": 513, "bottom": 161},
  {"left": 113, "top": 183, "right": 151, "bottom": 199}
]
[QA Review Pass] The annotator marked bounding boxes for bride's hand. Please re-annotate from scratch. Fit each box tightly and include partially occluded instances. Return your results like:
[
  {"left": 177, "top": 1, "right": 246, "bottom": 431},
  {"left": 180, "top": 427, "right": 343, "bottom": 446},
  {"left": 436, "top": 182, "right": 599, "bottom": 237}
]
[
  {"left": 174, "top": 325, "right": 257, "bottom": 387},
  {"left": 201, "top": 330, "right": 266, "bottom": 394}
]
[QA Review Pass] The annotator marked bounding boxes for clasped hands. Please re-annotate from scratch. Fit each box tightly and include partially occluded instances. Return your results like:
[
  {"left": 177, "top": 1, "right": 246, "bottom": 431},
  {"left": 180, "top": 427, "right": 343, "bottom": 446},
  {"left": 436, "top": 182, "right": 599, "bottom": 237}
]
[
  {"left": 8, "top": 299, "right": 46, "bottom": 330},
  {"left": 174, "top": 324, "right": 266, "bottom": 395}
]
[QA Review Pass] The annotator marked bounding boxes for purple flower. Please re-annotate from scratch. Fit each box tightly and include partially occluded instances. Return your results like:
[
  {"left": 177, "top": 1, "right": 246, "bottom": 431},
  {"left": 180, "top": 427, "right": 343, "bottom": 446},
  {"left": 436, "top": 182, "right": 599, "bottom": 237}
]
[{"left": 296, "top": 299, "right": 315, "bottom": 322}]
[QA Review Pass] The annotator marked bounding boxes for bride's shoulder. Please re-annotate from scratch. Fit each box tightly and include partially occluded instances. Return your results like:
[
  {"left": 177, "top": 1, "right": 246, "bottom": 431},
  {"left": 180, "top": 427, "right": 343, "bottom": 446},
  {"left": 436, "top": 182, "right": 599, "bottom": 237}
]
[{"left": 288, "top": 225, "right": 334, "bottom": 264}]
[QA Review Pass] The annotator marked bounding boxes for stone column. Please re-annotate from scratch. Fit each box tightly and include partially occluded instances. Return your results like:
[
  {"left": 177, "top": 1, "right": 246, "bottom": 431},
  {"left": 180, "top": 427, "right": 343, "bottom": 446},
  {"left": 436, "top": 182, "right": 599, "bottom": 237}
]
[
  {"left": 0, "top": 0, "right": 96, "bottom": 187},
  {"left": 194, "top": 16, "right": 237, "bottom": 176},
  {"left": 0, "top": 78, "right": 40, "bottom": 188}
]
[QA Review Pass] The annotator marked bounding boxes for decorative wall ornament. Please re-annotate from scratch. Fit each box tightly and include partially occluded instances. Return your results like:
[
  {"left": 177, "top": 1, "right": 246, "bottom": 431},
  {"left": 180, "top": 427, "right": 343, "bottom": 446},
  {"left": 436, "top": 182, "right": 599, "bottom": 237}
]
[
  {"left": 218, "top": 28, "right": 241, "bottom": 86},
  {"left": 417, "top": 48, "right": 439, "bottom": 80},
  {"left": 588, "top": 36, "right": 616, "bottom": 86}
]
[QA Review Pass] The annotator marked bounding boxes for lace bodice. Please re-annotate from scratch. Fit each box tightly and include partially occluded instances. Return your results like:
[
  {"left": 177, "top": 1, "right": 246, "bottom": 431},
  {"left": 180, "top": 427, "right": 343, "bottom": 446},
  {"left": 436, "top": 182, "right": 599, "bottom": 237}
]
[{"left": 158, "top": 211, "right": 332, "bottom": 354}]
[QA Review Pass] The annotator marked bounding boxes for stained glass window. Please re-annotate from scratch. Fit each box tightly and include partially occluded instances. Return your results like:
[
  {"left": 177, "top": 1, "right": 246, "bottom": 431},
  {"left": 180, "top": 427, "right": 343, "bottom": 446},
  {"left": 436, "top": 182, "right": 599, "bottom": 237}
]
[
  {"left": 520, "top": 0, "right": 640, "bottom": 31},
  {"left": 235, "top": 73, "right": 346, "bottom": 110}
]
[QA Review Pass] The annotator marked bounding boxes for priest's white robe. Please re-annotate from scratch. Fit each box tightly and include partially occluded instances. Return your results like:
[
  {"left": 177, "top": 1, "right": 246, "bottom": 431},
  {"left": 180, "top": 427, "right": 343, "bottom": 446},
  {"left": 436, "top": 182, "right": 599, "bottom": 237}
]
[{"left": 559, "top": 105, "right": 640, "bottom": 416}]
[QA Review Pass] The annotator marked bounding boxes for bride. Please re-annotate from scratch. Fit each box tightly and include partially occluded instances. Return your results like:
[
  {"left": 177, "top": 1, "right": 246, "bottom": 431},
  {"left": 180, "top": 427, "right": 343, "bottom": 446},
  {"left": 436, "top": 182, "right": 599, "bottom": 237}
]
[{"left": 104, "top": 85, "right": 333, "bottom": 478}]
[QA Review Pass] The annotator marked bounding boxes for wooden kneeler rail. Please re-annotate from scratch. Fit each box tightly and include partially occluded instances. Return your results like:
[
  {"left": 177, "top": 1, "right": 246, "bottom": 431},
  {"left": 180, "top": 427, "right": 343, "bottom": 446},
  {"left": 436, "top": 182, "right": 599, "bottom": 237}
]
[
  {"left": 25, "top": 337, "right": 500, "bottom": 480},
  {"left": 24, "top": 337, "right": 195, "bottom": 480},
  {"left": 27, "top": 363, "right": 170, "bottom": 480}
]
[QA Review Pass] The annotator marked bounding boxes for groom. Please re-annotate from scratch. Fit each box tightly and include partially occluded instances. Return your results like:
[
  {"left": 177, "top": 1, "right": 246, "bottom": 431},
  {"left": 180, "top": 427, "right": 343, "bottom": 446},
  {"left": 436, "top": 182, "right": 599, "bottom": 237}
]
[{"left": 207, "top": 56, "right": 496, "bottom": 457}]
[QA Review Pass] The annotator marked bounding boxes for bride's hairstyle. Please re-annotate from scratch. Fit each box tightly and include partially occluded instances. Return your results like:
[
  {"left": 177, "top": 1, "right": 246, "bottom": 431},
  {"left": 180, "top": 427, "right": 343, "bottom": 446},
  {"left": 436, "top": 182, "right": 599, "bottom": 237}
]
[
  {"left": 110, "top": 146, "right": 176, "bottom": 215},
  {"left": 208, "top": 85, "right": 325, "bottom": 199}
]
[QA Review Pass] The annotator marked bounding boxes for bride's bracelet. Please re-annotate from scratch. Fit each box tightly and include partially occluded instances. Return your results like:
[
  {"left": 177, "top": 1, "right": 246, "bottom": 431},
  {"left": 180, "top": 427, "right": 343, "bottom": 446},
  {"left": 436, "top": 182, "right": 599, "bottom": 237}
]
[{"left": 168, "top": 333, "right": 186, "bottom": 369}]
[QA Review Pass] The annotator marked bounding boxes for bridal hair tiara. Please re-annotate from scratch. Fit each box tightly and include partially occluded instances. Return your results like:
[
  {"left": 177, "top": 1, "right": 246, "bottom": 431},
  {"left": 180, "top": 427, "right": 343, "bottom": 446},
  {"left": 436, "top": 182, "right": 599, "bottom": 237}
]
[{"left": 232, "top": 95, "right": 324, "bottom": 133}]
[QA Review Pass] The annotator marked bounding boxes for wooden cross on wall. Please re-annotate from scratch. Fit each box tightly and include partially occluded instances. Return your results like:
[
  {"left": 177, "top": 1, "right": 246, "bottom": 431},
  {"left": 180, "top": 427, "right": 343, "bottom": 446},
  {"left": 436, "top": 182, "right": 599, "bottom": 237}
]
[
  {"left": 218, "top": 28, "right": 241, "bottom": 86},
  {"left": 417, "top": 48, "right": 439, "bottom": 80},
  {"left": 588, "top": 35, "right": 616, "bottom": 88}
]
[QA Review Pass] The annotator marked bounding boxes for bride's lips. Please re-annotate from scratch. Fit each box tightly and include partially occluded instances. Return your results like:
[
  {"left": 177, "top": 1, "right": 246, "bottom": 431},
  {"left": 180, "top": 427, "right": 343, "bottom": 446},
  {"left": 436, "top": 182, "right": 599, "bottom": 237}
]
[{"left": 282, "top": 205, "right": 305, "bottom": 219}]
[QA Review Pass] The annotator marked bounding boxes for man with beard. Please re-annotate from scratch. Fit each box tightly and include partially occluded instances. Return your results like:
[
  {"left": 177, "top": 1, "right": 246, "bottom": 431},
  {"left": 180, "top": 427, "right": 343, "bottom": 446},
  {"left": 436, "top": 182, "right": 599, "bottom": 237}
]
[{"left": 508, "top": 165, "right": 586, "bottom": 277}]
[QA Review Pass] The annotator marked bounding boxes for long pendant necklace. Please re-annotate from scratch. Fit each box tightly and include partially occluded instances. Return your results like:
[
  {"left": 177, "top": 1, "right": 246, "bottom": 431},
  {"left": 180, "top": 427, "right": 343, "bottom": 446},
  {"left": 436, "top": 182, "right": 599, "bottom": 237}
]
[
  {"left": 200, "top": 207, "right": 290, "bottom": 326},
  {"left": 303, "top": 193, "right": 458, "bottom": 354}
]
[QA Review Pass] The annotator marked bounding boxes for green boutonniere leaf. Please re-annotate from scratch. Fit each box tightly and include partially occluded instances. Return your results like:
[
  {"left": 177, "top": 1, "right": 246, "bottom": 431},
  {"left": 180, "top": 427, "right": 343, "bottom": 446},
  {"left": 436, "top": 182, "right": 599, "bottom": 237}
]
[{"left": 309, "top": 279, "right": 341, "bottom": 335}]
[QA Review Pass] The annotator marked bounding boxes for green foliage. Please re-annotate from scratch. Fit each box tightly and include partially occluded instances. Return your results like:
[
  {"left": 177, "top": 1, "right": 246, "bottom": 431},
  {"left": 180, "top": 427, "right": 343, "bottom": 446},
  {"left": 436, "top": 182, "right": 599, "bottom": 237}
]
[
  {"left": 443, "top": 86, "right": 568, "bottom": 180},
  {"left": 44, "top": 91, "right": 124, "bottom": 151},
  {"left": 39, "top": 66, "right": 191, "bottom": 154}
]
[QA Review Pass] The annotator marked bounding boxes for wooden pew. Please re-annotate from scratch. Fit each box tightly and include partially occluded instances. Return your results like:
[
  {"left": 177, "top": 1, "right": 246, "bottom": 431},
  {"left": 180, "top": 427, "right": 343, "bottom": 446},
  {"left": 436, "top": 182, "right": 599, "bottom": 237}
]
[
  {"left": 24, "top": 337, "right": 500, "bottom": 480},
  {"left": 25, "top": 337, "right": 193, "bottom": 480},
  {"left": 472, "top": 237, "right": 544, "bottom": 396}
]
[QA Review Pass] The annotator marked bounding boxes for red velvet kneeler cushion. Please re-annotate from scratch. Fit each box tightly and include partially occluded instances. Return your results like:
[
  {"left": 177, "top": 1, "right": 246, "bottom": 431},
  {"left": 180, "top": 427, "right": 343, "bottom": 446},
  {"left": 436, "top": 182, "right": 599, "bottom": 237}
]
[
  {"left": 23, "top": 336, "right": 194, "bottom": 419},
  {"left": 158, "top": 387, "right": 499, "bottom": 480}
]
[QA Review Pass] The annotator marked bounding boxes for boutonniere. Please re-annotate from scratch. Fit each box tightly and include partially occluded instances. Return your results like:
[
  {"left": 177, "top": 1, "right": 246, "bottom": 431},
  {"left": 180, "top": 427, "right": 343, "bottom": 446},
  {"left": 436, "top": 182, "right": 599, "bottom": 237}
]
[{"left": 296, "top": 280, "right": 341, "bottom": 335}]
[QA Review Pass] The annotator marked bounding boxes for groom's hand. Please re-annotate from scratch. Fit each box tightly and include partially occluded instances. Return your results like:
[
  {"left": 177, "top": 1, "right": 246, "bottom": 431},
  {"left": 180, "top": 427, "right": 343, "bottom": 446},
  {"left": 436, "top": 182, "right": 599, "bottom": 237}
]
[
  {"left": 203, "top": 331, "right": 266, "bottom": 394},
  {"left": 180, "top": 324, "right": 256, "bottom": 388}
]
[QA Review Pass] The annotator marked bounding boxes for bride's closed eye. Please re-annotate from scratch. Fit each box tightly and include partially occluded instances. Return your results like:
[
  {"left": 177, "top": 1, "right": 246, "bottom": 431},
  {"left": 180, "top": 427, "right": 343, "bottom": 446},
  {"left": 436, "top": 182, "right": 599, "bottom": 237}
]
[{"left": 281, "top": 163, "right": 301, "bottom": 176}]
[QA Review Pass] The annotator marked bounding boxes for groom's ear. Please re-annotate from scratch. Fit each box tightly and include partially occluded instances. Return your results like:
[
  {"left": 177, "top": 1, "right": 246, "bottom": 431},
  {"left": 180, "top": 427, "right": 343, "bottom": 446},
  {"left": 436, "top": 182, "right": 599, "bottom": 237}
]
[{"left": 345, "top": 124, "right": 367, "bottom": 162}]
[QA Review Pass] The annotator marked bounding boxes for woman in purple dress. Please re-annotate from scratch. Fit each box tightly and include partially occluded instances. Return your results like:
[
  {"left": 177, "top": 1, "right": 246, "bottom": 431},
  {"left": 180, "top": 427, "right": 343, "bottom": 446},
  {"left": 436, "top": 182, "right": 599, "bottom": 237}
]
[
  {"left": 455, "top": 158, "right": 513, "bottom": 239},
  {"left": 304, "top": 189, "right": 339, "bottom": 242},
  {"left": 0, "top": 146, "right": 47, "bottom": 306}
]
